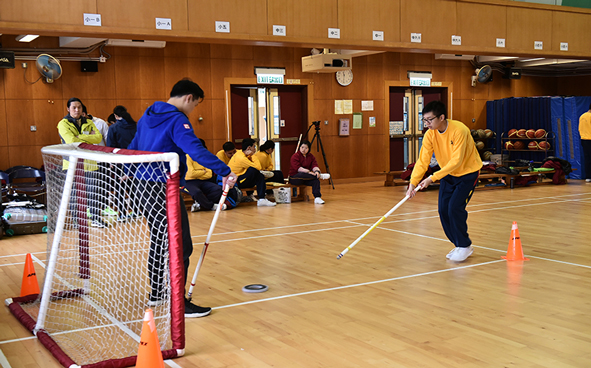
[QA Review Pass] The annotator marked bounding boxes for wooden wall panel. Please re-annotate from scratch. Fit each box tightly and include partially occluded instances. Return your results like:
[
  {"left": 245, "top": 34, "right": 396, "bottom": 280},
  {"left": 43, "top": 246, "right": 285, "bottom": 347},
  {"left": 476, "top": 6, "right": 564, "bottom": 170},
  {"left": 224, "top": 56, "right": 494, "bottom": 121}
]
[
  {"left": 163, "top": 57, "right": 212, "bottom": 100},
  {"left": 457, "top": 2, "right": 506, "bottom": 49},
  {"left": 0, "top": 147, "right": 9, "bottom": 170},
  {"left": 113, "top": 56, "right": 166, "bottom": 101},
  {"left": 268, "top": 0, "right": 338, "bottom": 39},
  {"left": 0, "top": 0, "right": 96, "bottom": 25},
  {"left": 551, "top": 11, "right": 591, "bottom": 53},
  {"left": 164, "top": 43, "right": 211, "bottom": 59},
  {"left": 367, "top": 134, "right": 388, "bottom": 173},
  {"left": 337, "top": 0, "right": 400, "bottom": 42},
  {"left": 97, "top": 0, "right": 188, "bottom": 30},
  {"left": 507, "top": 7, "right": 553, "bottom": 52},
  {"left": 3, "top": 65, "right": 62, "bottom": 101},
  {"left": 8, "top": 146, "right": 44, "bottom": 168},
  {"left": 557, "top": 75, "right": 591, "bottom": 96},
  {"left": 211, "top": 59, "right": 234, "bottom": 100},
  {"left": 83, "top": 99, "right": 118, "bottom": 124},
  {"left": 188, "top": 0, "right": 267, "bottom": 35},
  {"left": 61, "top": 60, "right": 116, "bottom": 101},
  {"left": 400, "top": 0, "right": 456, "bottom": 46},
  {"left": 5, "top": 100, "right": 63, "bottom": 147},
  {"left": 211, "top": 99, "right": 229, "bottom": 143},
  {"left": 0, "top": 101, "right": 7, "bottom": 146}
]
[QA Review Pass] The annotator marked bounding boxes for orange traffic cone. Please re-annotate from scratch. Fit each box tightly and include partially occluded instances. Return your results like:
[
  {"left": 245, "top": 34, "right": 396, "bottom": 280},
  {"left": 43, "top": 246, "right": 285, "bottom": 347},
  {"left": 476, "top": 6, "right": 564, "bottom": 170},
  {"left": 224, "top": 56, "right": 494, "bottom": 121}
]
[
  {"left": 136, "top": 309, "right": 164, "bottom": 368},
  {"left": 20, "top": 253, "right": 40, "bottom": 297},
  {"left": 502, "top": 221, "right": 529, "bottom": 261}
]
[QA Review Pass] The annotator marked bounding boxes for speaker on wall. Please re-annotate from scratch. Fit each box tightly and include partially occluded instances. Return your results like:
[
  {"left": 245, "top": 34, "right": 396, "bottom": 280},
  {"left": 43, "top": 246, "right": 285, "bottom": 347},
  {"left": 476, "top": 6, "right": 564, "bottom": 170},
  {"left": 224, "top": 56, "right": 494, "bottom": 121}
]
[{"left": 80, "top": 61, "right": 98, "bottom": 72}]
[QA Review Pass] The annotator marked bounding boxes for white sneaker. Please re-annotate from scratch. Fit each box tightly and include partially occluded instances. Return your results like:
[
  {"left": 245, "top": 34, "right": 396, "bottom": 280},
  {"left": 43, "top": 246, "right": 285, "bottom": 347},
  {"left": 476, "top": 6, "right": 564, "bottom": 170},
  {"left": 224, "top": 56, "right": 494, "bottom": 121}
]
[
  {"left": 319, "top": 173, "right": 330, "bottom": 180},
  {"left": 261, "top": 170, "right": 274, "bottom": 179},
  {"left": 586, "top": 179, "right": 591, "bottom": 183},
  {"left": 191, "top": 202, "right": 200, "bottom": 212},
  {"left": 212, "top": 203, "right": 227, "bottom": 211},
  {"left": 314, "top": 197, "right": 325, "bottom": 204},
  {"left": 448, "top": 246, "right": 473, "bottom": 262},
  {"left": 257, "top": 198, "right": 276, "bottom": 207},
  {"left": 446, "top": 247, "right": 457, "bottom": 260}
]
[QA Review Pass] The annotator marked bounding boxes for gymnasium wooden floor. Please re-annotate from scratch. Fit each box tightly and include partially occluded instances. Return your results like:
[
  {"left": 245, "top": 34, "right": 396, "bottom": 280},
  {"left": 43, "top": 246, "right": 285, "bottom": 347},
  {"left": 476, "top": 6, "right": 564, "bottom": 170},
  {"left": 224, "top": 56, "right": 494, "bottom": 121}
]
[{"left": 1, "top": 180, "right": 591, "bottom": 367}]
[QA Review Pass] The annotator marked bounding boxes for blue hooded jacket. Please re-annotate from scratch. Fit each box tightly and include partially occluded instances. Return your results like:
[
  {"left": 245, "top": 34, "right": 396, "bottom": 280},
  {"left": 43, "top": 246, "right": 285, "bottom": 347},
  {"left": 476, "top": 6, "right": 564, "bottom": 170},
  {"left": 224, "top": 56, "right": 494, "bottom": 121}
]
[
  {"left": 128, "top": 101, "right": 231, "bottom": 185},
  {"left": 107, "top": 117, "right": 137, "bottom": 149}
]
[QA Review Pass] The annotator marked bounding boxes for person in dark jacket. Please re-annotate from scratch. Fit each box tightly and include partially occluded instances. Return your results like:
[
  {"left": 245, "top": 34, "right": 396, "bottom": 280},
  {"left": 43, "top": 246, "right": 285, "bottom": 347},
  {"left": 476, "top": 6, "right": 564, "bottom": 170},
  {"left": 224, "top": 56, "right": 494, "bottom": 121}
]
[
  {"left": 106, "top": 106, "right": 138, "bottom": 221},
  {"left": 128, "top": 79, "right": 237, "bottom": 318},
  {"left": 107, "top": 106, "right": 137, "bottom": 149},
  {"left": 289, "top": 140, "right": 325, "bottom": 204}
]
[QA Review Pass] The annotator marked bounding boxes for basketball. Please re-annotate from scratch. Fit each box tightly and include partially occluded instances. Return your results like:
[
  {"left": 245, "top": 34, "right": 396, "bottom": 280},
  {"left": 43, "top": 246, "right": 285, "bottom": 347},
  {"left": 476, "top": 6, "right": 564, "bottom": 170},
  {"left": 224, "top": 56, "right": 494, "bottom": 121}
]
[
  {"left": 528, "top": 141, "right": 539, "bottom": 150},
  {"left": 475, "top": 141, "right": 485, "bottom": 150},
  {"left": 526, "top": 129, "right": 536, "bottom": 139},
  {"left": 482, "top": 151, "right": 493, "bottom": 160},
  {"left": 471, "top": 129, "right": 478, "bottom": 139},
  {"left": 538, "top": 141, "right": 551, "bottom": 150},
  {"left": 517, "top": 129, "right": 527, "bottom": 138},
  {"left": 535, "top": 129, "right": 547, "bottom": 138},
  {"left": 477, "top": 129, "right": 486, "bottom": 139},
  {"left": 513, "top": 141, "right": 525, "bottom": 150},
  {"left": 484, "top": 129, "right": 493, "bottom": 138},
  {"left": 508, "top": 129, "right": 518, "bottom": 138},
  {"left": 505, "top": 141, "right": 515, "bottom": 150}
]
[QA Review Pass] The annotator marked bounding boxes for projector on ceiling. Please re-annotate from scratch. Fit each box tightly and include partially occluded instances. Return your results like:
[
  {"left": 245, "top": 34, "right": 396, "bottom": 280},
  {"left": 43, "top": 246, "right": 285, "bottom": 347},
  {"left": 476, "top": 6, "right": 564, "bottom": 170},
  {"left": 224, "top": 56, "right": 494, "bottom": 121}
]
[{"left": 302, "top": 53, "right": 352, "bottom": 73}]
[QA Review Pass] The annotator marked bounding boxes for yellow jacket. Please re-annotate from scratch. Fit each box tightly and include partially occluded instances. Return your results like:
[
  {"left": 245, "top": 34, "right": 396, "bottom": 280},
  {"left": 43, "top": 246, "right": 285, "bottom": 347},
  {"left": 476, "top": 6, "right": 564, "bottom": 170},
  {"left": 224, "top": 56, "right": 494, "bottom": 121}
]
[
  {"left": 254, "top": 151, "right": 273, "bottom": 170},
  {"left": 579, "top": 111, "right": 591, "bottom": 140},
  {"left": 410, "top": 119, "right": 482, "bottom": 187},
  {"left": 185, "top": 154, "right": 213, "bottom": 181},
  {"left": 216, "top": 149, "right": 231, "bottom": 164},
  {"left": 57, "top": 116, "right": 102, "bottom": 171},
  {"left": 229, "top": 150, "right": 261, "bottom": 176}
]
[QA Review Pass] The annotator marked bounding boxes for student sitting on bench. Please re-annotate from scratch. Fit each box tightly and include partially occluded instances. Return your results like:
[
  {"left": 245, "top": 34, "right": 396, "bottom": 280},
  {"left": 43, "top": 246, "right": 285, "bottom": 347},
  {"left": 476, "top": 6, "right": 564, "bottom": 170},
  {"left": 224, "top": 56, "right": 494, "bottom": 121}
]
[
  {"left": 254, "top": 139, "right": 284, "bottom": 184},
  {"left": 229, "top": 138, "right": 276, "bottom": 207},
  {"left": 288, "top": 140, "right": 326, "bottom": 204}
]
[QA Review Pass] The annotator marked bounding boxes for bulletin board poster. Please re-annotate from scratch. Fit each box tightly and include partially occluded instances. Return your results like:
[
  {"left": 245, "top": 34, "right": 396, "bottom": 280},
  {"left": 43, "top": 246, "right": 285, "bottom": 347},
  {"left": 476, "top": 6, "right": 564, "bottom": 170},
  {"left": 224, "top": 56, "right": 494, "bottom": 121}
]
[{"left": 339, "top": 118, "right": 350, "bottom": 136}]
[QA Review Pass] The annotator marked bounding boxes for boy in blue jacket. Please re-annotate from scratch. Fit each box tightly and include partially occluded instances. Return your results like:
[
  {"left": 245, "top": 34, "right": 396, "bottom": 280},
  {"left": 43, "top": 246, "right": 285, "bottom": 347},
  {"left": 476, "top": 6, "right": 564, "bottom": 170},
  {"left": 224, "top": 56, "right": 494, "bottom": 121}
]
[{"left": 129, "top": 79, "right": 237, "bottom": 317}]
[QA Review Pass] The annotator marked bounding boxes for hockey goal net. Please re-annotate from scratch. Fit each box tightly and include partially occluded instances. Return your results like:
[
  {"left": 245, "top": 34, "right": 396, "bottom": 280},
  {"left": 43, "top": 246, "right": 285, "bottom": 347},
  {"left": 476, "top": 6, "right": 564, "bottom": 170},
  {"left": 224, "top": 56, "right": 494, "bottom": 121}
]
[{"left": 5, "top": 143, "right": 186, "bottom": 368}]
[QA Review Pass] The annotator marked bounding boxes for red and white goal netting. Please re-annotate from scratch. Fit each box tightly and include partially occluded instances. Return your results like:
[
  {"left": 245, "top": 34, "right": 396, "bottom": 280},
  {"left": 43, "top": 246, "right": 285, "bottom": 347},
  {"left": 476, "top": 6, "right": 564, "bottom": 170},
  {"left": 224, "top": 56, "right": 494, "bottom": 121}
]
[{"left": 5, "top": 143, "right": 186, "bottom": 368}]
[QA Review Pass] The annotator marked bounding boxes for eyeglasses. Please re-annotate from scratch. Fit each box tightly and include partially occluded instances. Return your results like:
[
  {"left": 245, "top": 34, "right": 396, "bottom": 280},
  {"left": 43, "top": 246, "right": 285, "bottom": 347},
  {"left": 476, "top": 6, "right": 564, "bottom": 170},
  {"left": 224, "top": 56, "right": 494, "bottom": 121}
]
[{"left": 422, "top": 116, "right": 439, "bottom": 124}]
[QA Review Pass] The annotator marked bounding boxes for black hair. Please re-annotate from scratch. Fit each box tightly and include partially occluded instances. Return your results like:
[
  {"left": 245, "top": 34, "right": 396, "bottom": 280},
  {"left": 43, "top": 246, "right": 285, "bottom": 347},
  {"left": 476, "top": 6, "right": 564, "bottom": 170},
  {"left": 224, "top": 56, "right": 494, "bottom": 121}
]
[
  {"left": 107, "top": 113, "right": 117, "bottom": 125},
  {"left": 422, "top": 101, "right": 446, "bottom": 118},
  {"left": 199, "top": 138, "right": 207, "bottom": 149},
  {"left": 67, "top": 97, "right": 82, "bottom": 108},
  {"left": 170, "top": 79, "right": 205, "bottom": 101},
  {"left": 113, "top": 105, "right": 137, "bottom": 125},
  {"left": 259, "top": 140, "right": 275, "bottom": 152},
  {"left": 81, "top": 104, "right": 87, "bottom": 114},
  {"left": 299, "top": 140, "right": 311, "bottom": 149},
  {"left": 223, "top": 141, "right": 235, "bottom": 152},
  {"left": 241, "top": 138, "right": 256, "bottom": 150}
]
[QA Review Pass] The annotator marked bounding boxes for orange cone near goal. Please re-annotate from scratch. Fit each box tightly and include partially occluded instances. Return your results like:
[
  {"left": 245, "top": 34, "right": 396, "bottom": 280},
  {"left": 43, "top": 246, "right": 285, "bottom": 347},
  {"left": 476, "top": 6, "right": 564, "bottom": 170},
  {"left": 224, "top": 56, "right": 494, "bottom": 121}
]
[
  {"left": 20, "top": 253, "right": 40, "bottom": 297},
  {"left": 136, "top": 309, "right": 164, "bottom": 368},
  {"left": 502, "top": 221, "right": 529, "bottom": 261}
]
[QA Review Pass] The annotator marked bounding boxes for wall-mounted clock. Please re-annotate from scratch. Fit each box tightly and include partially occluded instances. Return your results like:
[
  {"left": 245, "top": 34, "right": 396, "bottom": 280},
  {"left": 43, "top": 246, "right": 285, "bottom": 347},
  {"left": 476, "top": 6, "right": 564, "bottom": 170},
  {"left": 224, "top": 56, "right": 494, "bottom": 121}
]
[{"left": 336, "top": 70, "right": 353, "bottom": 86}]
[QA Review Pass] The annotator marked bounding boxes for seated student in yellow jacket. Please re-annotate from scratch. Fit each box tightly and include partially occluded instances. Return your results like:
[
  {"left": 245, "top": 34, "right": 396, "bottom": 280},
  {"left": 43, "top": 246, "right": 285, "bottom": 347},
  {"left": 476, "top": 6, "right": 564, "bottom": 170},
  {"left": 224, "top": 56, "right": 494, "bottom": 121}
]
[
  {"left": 254, "top": 139, "right": 284, "bottom": 184},
  {"left": 216, "top": 141, "right": 237, "bottom": 165},
  {"left": 229, "top": 138, "right": 276, "bottom": 207},
  {"left": 406, "top": 100, "right": 482, "bottom": 263},
  {"left": 184, "top": 139, "right": 225, "bottom": 211}
]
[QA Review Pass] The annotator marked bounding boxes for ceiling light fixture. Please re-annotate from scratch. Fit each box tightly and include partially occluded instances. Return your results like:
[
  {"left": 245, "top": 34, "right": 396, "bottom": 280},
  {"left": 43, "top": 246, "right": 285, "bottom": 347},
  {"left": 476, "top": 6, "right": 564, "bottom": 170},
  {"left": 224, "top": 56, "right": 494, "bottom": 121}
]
[{"left": 16, "top": 35, "right": 39, "bottom": 42}]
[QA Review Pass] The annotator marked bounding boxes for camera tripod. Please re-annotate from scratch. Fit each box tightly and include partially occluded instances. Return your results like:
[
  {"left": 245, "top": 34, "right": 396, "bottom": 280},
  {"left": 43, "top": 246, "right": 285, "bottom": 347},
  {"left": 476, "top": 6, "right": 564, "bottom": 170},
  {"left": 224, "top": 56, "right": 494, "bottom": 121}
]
[{"left": 305, "top": 121, "right": 334, "bottom": 189}]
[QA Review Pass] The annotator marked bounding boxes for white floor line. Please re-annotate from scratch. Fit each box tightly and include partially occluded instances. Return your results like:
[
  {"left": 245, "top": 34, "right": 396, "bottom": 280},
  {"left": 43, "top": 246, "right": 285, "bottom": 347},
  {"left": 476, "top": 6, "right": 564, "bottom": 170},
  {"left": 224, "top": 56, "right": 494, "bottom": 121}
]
[
  {"left": 190, "top": 192, "right": 591, "bottom": 239},
  {"left": 0, "top": 251, "right": 45, "bottom": 260},
  {"left": 164, "top": 359, "right": 183, "bottom": 368},
  {"left": 214, "top": 260, "right": 505, "bottom": 310},
  {"left": 0, "top": 348, "right": 11, "bottom": 368}
]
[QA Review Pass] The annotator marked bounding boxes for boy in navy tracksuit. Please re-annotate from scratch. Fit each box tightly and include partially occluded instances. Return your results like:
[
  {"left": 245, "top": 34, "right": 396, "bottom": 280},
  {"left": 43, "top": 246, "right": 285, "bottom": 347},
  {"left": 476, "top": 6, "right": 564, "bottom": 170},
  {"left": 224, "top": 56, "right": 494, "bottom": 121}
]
[{"left": 129, "top": 79, "right": 237, "bottom": 317}]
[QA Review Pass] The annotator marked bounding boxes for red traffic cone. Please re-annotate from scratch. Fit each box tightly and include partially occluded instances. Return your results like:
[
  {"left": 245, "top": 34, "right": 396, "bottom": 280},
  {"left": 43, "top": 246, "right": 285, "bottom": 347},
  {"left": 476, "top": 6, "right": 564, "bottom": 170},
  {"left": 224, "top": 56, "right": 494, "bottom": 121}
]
[
  {"left": 502, "top": 222, "right": 529, "bottom": 261},
  {"left": 136, "top": 309, "right": 164, "bottom": 368},
  {"left": 21, "top": 253, "right": 40, "bottom": 297}
]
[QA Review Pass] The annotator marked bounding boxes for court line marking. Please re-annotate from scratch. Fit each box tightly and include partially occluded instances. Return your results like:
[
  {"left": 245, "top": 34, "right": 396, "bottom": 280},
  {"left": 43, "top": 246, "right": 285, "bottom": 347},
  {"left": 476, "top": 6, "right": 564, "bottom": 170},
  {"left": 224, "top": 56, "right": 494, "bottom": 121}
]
[
  {"left": 0, "top": 348, "right": 11, "bottom": 368},
  {"left": 189, "top": 192, "right": 591, "bottom": 239},
  {"left": 214, "top": 260, "right": 506, "bottom": 310}
]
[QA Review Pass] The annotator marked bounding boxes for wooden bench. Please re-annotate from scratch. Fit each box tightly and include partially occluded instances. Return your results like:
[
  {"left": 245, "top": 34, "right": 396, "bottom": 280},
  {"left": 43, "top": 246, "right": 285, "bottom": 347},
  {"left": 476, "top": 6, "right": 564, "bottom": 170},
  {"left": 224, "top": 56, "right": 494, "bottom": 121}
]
[{"left": 373, "top": 171, "right": 406, "bottom": 186}]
